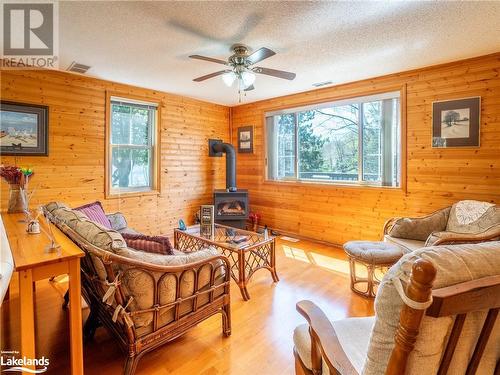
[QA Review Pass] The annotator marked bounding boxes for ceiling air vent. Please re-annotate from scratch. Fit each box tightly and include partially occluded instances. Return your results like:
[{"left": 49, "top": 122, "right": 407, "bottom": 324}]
[
  {"left": 312, "top": 80, "right": 333, "bottom": 88},
  {"left": 67, "top": 61, "right": 91, "bottom": 74}
]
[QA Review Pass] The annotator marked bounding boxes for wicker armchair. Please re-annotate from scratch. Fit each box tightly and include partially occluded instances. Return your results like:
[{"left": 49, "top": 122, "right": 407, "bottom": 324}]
[
  {"left": 383, "top": 200, "right": 500, "bottom": 253},
  {"left": 44, "top": 203, "right": 231, "bottom": 375}
]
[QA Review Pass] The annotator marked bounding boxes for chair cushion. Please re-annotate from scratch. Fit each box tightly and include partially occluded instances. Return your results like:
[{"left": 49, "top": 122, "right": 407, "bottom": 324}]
[
  {"left": 46, "top": 203, "right": 127, "bottom": 253},
  {"left": 74, "top": 201, "right": 112, "bottom": 229},
  {"left": 294, "top": 317, "right": 375, "bottom": 375},
  {"left": 388, "top": 207, "right": 450, "bottom": 241},
  {"left": 363, "top": 241, "right": 500, "bottom": 375},
  {"left": 122, "top": 233, "right": 174, "bottom": 255},
  {"left": 344, "top": 241, "right": 404, "bottom": 264},
  {"left": 294, "top": 323, "right": 330, "bottom": 375},
  {"left": 384, "top": 235, "right": 425, "bottom": 253},
  {"left": 446, "top": 200, "right": 499, "bottom": 233},
  {"left": 106, "top": 212, "right": 128, "bottom": 231}
]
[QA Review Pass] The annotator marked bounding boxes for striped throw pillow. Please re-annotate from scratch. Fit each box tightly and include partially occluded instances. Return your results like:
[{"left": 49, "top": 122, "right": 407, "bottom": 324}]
[
  {"left": 122, "top": 233, "right": 174, "bottom": 255},
  {"left": 74, "top": 201, "right": 112, "bottom": 229}
]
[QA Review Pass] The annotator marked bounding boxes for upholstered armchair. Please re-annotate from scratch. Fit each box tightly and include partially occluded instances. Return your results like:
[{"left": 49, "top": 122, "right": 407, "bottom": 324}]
[
  {"left": 293, "top": 241, "right": 500, "bottom": 375},
  {"left": 383, "top": 200, "right": 500, "bottom": 253}
]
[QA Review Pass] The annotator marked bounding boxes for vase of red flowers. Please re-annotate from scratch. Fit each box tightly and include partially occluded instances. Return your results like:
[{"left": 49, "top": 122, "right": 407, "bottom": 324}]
[
  {"left": 249, "top": 211, "right": 261, "bottom": 232},
  {"left": 0, "top": 166, "right": 34, "bottom": 213}
]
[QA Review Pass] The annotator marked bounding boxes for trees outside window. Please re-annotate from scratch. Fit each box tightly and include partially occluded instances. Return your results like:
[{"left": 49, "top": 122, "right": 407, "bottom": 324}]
[
  {"left": 108, "top": 97, "right": 158, "bottom": 194},
  {"left": 266, "top": 91, "right": 401, "bottom": 187}
]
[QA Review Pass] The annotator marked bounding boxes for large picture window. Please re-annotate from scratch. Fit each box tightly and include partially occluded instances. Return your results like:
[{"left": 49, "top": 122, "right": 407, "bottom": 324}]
[
  {"left": 107, "top": 96, "right": 159, "bottom": 195},
  {"left": 265, "top": 91, "right": 401, "bottom": 187}
]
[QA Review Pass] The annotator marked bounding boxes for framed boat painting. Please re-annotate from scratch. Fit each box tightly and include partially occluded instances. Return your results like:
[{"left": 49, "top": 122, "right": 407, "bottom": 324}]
[
  {"left": 0, "top": 101, "right": 49, "bottom": 155},
  {"left": 432, "top": 97, "right": 480, "bottom": 148}
]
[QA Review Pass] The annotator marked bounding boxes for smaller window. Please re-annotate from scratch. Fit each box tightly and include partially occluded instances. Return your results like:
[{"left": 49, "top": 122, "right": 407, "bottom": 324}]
[{"left": 107, "top": 96, "right": 159, "bottom": 195}]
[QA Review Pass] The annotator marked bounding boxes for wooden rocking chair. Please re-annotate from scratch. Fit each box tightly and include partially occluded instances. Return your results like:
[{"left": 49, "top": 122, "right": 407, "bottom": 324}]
[{"left": 294, "top": 242, "right": 500, "bottom": 375}]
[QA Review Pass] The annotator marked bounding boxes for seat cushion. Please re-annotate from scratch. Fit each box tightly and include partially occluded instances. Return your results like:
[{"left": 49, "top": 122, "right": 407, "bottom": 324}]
[
  {"left": 344, "top": 241, "right": 404, "bottom": 264},
  {"left": 384, "top": 235, "right": 425, "bottom": 253},
  {"left": 446, "top": 200, "right": 499, "bottom": 233},
  {"left": 294, "top": 317, "right": 375, "bottom": 375}
]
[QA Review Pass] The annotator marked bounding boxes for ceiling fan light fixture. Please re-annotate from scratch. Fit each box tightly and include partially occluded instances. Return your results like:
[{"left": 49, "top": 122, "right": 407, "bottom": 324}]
[
  {"left": 222, "top": 72, "right": 236, "bottom": 87},
  {"left": 241, "top": 71, "right": 256, "bottom": 89}
]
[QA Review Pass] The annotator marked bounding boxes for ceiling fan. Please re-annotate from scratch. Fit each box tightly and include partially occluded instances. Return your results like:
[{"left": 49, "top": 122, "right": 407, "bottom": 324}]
[{"left": 190, "top": 44, "right": 296, "bottom": 94}]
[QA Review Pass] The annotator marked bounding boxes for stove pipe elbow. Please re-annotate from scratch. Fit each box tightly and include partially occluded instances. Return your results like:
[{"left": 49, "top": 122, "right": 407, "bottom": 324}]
[{"left": 210, "top": 140, "right": 237, "bottom": 192}]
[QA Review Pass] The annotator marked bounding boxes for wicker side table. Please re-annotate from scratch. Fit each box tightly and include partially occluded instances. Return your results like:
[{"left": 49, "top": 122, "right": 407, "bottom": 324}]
[{"left": 343, "top": 241, "right": 404, "bottom": 298}]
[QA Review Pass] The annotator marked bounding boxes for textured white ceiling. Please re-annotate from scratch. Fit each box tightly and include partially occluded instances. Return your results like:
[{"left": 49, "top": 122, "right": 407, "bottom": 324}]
[{"left": 59, "top": 1, "right": 500, "bottom": 106}]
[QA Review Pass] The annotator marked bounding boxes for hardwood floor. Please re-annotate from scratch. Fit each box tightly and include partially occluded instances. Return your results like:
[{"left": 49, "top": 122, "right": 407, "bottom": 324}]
[{"left": 1, "top": 238, "right": 374, "bottom": 375}]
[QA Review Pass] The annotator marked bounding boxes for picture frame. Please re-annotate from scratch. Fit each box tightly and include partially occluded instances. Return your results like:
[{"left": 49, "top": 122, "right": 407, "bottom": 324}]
[
  {"left": 0, "top": 101, "right": 49, "bottom": 155},
  {"left": 238, "top": 126, "right": 253, "bottom": 153},
  {"left": 432, "top": 97, "right": 480, "bottom": 148}
]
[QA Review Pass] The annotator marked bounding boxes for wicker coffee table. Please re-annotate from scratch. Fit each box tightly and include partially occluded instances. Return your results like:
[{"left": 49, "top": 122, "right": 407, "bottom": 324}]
[{"left": 174, "top": 224, "right": 279, "bottom": 300}]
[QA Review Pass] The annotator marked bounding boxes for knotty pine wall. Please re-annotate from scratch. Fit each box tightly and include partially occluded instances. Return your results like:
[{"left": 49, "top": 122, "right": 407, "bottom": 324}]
[
  {"left": 231, "top": 53, "right": 500, "bottom": 245},
  {"left": 0, "top": 70, "right": 230, "bottom": 236}
]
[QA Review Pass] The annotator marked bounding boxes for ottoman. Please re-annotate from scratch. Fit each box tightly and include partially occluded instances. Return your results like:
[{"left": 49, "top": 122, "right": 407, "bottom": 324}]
[{"left": 343, "top": 241, "right": 404, "bottom": 298}]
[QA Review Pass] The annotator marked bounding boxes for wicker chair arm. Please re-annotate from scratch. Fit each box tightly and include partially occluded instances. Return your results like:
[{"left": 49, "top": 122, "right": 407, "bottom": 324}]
[
  {"left": 296, "top": 300, "right": 359, "bottom": 375},
  {"left": 429, "top": 225, "right": 500, "bottom": 246}
]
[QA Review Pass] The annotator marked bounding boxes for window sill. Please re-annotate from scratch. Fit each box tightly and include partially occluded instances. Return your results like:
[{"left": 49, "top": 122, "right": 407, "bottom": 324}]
[
  {"left": 262, "top": 178, "right": 404, "bottom": 192},
  {"left": 105, "top": 189, "right": 160, "bottom": 199}
]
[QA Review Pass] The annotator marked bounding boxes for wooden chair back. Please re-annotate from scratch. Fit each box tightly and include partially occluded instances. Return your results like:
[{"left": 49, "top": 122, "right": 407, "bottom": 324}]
[
  {"left": 387, "top": 262, "right": 500, "bottom": 375},
  {"left": 295, "top": 258, "right": 500, "bottom": 375}
]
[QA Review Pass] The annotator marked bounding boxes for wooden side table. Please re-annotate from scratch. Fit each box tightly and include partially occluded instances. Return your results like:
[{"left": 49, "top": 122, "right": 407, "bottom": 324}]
[{"left": 2, "top": 213, "right": 85, "bottom": 374}]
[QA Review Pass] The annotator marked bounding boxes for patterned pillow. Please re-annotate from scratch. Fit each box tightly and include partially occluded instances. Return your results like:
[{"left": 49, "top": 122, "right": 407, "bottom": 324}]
[
  {"left": 74, "top": 201, "right": 112, "bottom": 229},
  {"left": 122, "top": 233, "right": 174, "bottom": 255}
]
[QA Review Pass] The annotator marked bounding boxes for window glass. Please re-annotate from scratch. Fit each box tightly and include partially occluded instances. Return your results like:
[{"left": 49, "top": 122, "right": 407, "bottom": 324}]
[
  {"left": 109, "top": 99, "right": 157, "bottom": 193},
  {"left": 265, "top": 92, "right": 401, "bottom": 187}
]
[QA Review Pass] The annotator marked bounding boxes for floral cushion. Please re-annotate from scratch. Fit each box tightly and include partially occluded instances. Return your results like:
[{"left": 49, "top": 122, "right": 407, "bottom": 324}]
[{"left": 446, "top": 200, "right": 499, "bottom": 234}]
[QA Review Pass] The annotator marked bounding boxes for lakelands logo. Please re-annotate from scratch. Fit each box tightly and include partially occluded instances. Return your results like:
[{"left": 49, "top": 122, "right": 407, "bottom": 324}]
[
  {"left": 1, "top": 351, "right": 49, "bottom": 373},
  {"left": 1, "top": 1, "right": 59, "bottom": 68}
]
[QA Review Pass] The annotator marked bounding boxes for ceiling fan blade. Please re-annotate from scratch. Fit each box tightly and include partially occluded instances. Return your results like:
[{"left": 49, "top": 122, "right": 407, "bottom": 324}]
[
  {"left": 189, "top": 55, "right": 228, "bottom": 65},
  {"left": 244, "top": 84, "right": 255, "bottom": 92},
  {"left": 253, "top": 67, "right": 296, "bottom": 80},
  {"left": 246, "top": 47, "right": 276, "bottom": 65},
  {"left": 193, "top": 70, "right": 231, "bottom": 82}
]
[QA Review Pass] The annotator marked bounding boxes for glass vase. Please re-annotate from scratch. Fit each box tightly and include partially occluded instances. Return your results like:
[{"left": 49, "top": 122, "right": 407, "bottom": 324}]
[{"left": 8, "top": 184, "right": 27, "bottom": 213}]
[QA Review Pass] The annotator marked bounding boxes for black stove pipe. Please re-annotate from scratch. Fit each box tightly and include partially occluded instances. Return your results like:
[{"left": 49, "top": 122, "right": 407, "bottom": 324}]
[{"left": 211, "top": 141, "right": 237, "bottom": 192}]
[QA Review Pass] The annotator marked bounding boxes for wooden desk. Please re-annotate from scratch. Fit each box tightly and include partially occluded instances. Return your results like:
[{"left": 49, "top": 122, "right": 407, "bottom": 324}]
[{"left": 2, "top": 213, "right": 85, "bottom": 375}]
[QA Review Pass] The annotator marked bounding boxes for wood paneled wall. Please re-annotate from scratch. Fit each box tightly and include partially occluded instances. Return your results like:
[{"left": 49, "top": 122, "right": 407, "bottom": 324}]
[
  {"left": 0, "top": 70, "right": 230, "bottom": 236},
  {"left": 231, "top": 53, "right": 500, "bottom": 245}
]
